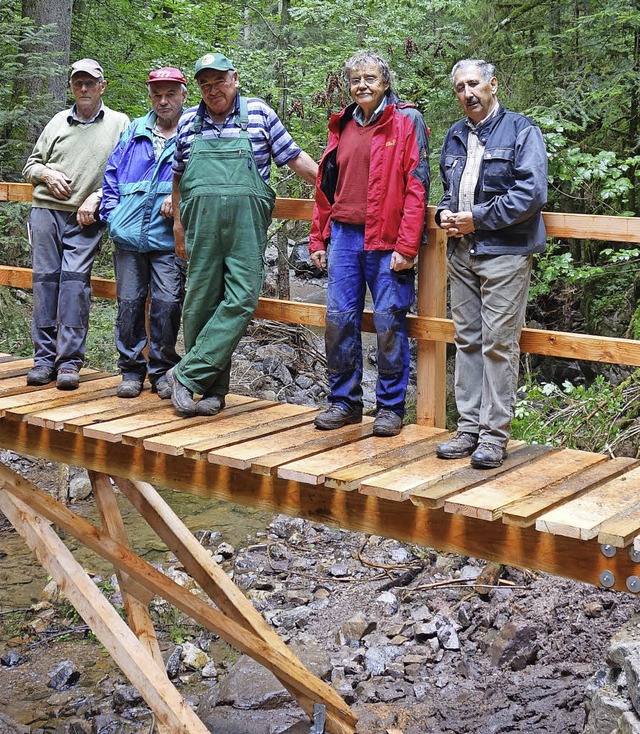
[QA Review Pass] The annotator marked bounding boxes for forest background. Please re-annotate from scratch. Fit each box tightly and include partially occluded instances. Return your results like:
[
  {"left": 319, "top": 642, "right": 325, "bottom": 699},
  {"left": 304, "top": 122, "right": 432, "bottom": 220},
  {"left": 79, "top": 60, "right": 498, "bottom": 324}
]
[{"left": 1, "top": 0, "right": 640, "bottom": 452}]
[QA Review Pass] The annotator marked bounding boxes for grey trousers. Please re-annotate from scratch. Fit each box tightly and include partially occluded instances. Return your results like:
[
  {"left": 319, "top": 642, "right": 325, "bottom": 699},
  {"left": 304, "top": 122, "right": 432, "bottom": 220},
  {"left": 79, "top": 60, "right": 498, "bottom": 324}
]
[
  {"left": 448, "top": 243, "right": 532, "bottom": 448},
  {"left": 28, "top": 207, "right": 104, "bottom": 372}
]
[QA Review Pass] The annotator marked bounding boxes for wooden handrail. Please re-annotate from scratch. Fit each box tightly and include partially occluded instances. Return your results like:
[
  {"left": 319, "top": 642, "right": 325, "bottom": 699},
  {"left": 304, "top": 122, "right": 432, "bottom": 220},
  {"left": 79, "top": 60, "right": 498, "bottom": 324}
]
[{"left": 3, "top": 183, "right": 640, "bottom": 428}]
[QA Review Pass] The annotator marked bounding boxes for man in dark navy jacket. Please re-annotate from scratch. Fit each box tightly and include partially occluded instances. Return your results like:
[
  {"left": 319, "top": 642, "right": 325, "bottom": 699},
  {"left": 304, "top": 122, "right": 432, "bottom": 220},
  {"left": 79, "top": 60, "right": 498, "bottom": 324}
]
[
  {"left": 435, "top": 59, "right": 548, "bottom": 468},
  {"left": 101, "top": 68, "right": 188, "bottom": 399}
]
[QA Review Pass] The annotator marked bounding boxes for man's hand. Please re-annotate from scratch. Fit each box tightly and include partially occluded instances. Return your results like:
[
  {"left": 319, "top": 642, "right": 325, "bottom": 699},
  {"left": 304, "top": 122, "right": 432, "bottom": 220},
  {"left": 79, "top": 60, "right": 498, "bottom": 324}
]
[
  {"left": 76, "top": 192, "right": 101, "bottom": 228},
  {"left": 42, "top": 168, "right": 72, "bottom": 200},
  {"left": 390, "top": 252, "right": 414, "bottom": 271},
  {"left": 174, "top": 222, "right": 187, "bottom": 260},
  {"left": 440, "top": 209, "right": 474, "bottom": 238},
  {"left": 160, "top": 195, "right": 173, "bottom": 219},
  {"left": 310, "top": 249, "right": 327, "bottom": 270}
]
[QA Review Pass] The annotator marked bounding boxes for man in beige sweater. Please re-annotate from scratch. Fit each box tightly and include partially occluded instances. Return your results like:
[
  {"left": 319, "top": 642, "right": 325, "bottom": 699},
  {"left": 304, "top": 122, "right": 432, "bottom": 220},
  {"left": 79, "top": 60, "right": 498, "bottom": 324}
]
[{"left": 22, "top": 58, "right": 129, "bottom": 389}]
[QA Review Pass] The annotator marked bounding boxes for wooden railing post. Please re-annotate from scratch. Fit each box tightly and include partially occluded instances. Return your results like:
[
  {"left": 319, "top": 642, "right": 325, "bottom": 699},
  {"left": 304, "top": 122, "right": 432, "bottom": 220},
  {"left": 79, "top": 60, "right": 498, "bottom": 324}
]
[{"left": 416, "top": 224, "right": 448, "bottom": 427}]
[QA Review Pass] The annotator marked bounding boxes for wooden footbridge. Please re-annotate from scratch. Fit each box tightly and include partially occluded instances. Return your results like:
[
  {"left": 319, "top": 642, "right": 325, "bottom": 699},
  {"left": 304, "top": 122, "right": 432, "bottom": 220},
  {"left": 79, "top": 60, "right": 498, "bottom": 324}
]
[{"left": 3, "top": 182, "right": 640, "bottom": 732}]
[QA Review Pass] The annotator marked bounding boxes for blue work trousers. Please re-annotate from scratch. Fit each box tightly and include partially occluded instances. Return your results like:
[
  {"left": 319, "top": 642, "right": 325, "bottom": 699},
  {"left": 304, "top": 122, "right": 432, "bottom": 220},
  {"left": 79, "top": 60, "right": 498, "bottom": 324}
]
[
  {"left": 113, "top": 248, "right": 185, "bottom": 385},
  {"left": 325, "top": 221, "right": 415, "bottom": 415},
  {"left": 28, "top": 207, "right": 104, "bottom": 372}
]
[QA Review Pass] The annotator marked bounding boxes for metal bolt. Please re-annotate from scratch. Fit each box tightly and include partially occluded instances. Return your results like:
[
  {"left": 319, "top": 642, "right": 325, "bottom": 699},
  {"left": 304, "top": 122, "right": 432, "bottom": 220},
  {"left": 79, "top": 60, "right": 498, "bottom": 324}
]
[
  {"left": 600, "top": 571, "right": 615, "bottom": 588},
  {"left": 628, "top": 576, "right": 640, "bottom": 594},
  {"left": 601, "top": 544, "right": 617, "bottom": 558},
  {"left": 630, "top": 548, "right": 640, "bottom": 563}
]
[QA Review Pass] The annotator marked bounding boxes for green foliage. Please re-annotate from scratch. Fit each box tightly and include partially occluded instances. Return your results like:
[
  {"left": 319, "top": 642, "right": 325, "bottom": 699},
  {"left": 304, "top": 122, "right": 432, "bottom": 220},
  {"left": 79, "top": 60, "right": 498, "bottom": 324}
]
[{"left": 512, "top": 374, "right": 625, "bottom": 451}]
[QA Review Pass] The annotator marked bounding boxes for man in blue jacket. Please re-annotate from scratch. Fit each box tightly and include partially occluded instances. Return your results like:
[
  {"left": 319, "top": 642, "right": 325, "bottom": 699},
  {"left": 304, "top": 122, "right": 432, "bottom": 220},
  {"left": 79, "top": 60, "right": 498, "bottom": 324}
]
[
  {"left": 101, "top": 68, "right": 188, "bottom": 398},
  {"left": 435, "top": 59, "right": 548, "bottom": 469}
]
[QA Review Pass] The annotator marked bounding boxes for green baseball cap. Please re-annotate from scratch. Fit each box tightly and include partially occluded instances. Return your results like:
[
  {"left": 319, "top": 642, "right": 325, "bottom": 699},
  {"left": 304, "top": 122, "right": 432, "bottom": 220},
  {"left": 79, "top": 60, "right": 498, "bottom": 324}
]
[{"left": 194, "top": 53, "right": 235, "bottom": 77}]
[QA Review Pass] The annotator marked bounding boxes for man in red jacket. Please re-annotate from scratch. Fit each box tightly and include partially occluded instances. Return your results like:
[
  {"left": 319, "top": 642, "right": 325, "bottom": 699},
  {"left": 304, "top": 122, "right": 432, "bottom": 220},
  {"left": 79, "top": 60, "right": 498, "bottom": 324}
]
[{"left": 309, "top": 51, "right": 429, "bottom": 436}]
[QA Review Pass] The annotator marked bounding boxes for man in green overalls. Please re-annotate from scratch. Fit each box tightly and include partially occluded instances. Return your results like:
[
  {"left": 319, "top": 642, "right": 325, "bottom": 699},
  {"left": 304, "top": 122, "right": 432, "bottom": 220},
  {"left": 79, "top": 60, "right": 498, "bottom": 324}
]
[{"left": 168, "top": 53, "right": 317, "bottom": 417}]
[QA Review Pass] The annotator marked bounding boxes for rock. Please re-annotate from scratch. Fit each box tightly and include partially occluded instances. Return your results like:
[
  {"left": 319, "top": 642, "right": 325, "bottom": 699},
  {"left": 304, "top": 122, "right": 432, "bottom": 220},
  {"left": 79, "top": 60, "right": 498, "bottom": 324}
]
[
  {"left": 67, "top": 719, "right": 92, "bottom": 734},
  {"left": 217, "top": 542, "right": 235, "bottom": 559},
  {"left": 0, "top": 713, "right": 31, "bottom": 733},
  {"left": 46, "top": 660, "right": 80, "bottom": 690},
  {"left": 583, "top": 687, "right": 632, "bottom": 734},
  {"left": 201, "top": 660, "right": 218, "bottom": 679},
  {"left": 0, "top": 651, "right": 23, "bottom": 667},
  {"left": 376, "top": 591, "right": 399, "bottom": 614},
  {"left": 290, "top": 240, "right": 324, "bottom": 279},
  {"left": 112, "top": 684, "right": 143, "bottom": 711},
  {"left": 261, "top": 356, "right": 293, "bottom": 386},
  {"left": 619, "top": 711, "right": 640, "bottom": 734},
  {"left": 436, "top": 617, "right": 460, "bottom": 651},
  {"left": 609, "top": 614, "right": 640, "bottom": 667},
  {"left": 67, "top": 468, "right": 92, "bottom": 501},
  {"left": 490, "top": 620, "right": 539, "bottom": 670},
  {"left": 269, "top": 516, "right": 306, "bottom": 539},
  {"left": 363, "top": 646, "right": 401, "bottom": 676},
  {"left": 166, "top": 645, "right": 182, "bottom": 678},
  {"left": 181, "top": 641, "right": 209, "bottom": 671}
]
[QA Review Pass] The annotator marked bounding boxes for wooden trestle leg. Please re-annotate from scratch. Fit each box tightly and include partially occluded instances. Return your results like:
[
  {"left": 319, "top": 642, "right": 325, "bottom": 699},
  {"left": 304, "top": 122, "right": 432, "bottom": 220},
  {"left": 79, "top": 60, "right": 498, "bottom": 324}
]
[{"left": 0, "top": 463, "right": 357, "bottom": 734}]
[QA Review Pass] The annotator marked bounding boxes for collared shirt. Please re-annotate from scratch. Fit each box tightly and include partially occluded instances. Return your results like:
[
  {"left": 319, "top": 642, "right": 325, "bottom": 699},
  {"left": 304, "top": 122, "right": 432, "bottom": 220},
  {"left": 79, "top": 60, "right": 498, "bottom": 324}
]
[
  {"left": 457, "top": 105, "right": 500, "bottom": 212},
  {"left": 352, "top": 95, "right": 389, "bottom": 127},
  {"left": 67, "top": 102, "right": 105, "bottom": 125},
  {"left": 173, "top": 96, "right": 302, "bottom": 183}
]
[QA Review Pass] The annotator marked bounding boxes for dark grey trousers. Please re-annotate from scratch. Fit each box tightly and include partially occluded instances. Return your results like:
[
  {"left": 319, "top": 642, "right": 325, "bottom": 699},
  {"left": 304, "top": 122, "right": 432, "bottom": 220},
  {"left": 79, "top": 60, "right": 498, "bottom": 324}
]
[{"left": 28, "top": 207, "right": 103, "bottom": 372}]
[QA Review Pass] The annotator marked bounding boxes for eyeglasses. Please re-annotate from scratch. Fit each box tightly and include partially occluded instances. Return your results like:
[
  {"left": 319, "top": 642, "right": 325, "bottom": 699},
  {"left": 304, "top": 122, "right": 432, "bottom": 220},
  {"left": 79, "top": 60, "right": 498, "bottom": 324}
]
[
  {"left": 71, "top": 79, "right": 100, "bottom": 90},
  {"left": 349, "top": 75, "right": 381, "bottom": 87}
]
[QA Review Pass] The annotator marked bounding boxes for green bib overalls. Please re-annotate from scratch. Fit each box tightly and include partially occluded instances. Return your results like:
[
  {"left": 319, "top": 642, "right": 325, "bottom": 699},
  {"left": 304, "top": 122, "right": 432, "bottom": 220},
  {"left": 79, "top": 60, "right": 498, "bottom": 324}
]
[{"left": 175, "top": 98, "right": 276, "bottom": 397}]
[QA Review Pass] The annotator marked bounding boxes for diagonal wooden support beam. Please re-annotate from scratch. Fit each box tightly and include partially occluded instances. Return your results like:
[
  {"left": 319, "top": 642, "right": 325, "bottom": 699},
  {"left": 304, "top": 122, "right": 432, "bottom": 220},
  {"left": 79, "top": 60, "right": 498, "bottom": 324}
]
[
  {"left": 0, "top": 462, "right": 357, "bottom": 733},
  {"left": 0, "top": 489, "right": 210, "bottom": 734}
]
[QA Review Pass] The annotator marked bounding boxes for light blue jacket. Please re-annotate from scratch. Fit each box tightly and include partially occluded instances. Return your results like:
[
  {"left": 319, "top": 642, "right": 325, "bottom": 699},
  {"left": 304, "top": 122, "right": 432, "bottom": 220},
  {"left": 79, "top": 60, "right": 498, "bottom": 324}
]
[{"left": 100, "top": 111, "right": 176, "bottom": 252}]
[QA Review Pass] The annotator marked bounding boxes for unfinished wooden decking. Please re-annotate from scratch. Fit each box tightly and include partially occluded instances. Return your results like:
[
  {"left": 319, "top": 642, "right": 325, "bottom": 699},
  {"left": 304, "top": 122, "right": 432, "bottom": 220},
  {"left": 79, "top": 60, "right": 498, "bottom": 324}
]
[{"left": 2, "top": 354, "right": 640, "bottom": 597}]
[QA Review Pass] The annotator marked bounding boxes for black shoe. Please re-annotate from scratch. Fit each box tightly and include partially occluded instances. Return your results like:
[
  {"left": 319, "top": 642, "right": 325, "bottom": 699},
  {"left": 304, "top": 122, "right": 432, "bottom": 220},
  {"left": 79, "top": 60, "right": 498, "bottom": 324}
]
[
  {"left": 26, "top": 365, "right": 56, "bottom": 386},
  {"left": 436, "top": 431, "right": 479, "bottom": 459},
  {"left": 195, "top": 394, "right": 225, "bottom": 416},
  {"left": 56, "top": 368, "right": 79, "bottom": 390},
  {"left": 166, "top": 367, "right": 196, "bottom": 417},
  {"left": 117, "top": 378, "right": 143, "bottom": 398},
  {"left": 471, "top": 443, "right": 508, "bottom": 469},
  {"left": 373, "top": 409, "right": 403, "bottom": 437},
  {"left": 314, "top": 405, "right": 362, "bottom": 430},
  {"left": 152, "top": 375, "right": 172, "bottom": 400}
]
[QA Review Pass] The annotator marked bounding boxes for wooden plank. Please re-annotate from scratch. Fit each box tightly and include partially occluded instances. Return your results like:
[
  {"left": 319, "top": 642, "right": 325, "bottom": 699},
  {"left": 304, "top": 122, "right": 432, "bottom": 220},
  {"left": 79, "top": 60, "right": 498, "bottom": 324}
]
[
  {"left": 27, "top": 391, "right": 163, "bottom": 430},
  {"left": 0, "top": 358, "right": 33, "bottom": 377},
  {"left": 209, "top": 419, "right": 373, "bottom": 469},
  {"left": 536, "top": 465, "right": 640, "bottom": 540},
  {"left": 443, "top": 449, "right": 607, "bottom": 521},
  {"left": 409, "top": 444, "right": 553, "bottom": 509},
  {"left": 324, "top": 428, "right": 448, "bottom": 491},
  {"left": 502, "top": 456, "right": 640, "bottom": 528},
  {"left": 0, "top": 375, "right": 120, "bottom": 417},
  {"left": 184, "top": 408, "right": 318, "bottom": 459},
  {"left": 359, "top": 440, "right": 527, "bottom": 501},
  {"left": 598, "top": 507, "right": 640, "bottom": 548},
  {"left": 277, "top": 424, "right": 440, "bottom": 485},
  {"left": 84, "top": 394, "right": 259, "bottom": 442},
  {"left": 0, "top": 490, "right": 211, "bottom": 734},
  {"left": 142, "top": 401, "right": 311, "bottom": 456}
]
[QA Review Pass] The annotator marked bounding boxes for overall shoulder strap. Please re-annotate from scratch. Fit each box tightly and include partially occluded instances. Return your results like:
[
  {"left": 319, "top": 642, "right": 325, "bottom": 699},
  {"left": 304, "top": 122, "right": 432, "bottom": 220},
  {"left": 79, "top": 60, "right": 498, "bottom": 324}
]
[{"left": 237, "top": 96, "right": 249, "bottom": 131}]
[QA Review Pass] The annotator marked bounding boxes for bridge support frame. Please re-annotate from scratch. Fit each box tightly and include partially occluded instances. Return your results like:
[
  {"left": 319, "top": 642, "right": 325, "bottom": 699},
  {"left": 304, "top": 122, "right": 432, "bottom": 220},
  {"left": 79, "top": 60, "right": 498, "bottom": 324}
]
[{"left": 0, "top": 461, "right": 357, "bottom": 734}]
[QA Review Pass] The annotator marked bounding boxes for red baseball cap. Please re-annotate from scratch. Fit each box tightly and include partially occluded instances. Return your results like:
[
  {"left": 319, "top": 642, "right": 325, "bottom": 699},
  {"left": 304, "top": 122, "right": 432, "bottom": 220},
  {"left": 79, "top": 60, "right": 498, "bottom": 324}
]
[{"left": 146, "top": 67, "right": 187, "bottom": 85}]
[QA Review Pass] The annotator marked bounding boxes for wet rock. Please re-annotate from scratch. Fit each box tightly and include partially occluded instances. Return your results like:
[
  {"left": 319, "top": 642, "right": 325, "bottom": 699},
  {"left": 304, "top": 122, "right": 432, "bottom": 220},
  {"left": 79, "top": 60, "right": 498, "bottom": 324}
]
[
  {"left": 269, "top": 516, "right": 306, "bottom": 539},
  {"left": 47, "top": 660, "right": 80, "bottom": 690},
  {"left": 261, "top": 356, "right": 293, "bottom": 386},
  {"left": 490, "top": 620, "right": 539, "bottom": 670},
  {"left": 67, "top": 719, "right": 92, "bottom": 734},
  {"left": 290, "top": 240, "right": 323, "bottom": 279}
]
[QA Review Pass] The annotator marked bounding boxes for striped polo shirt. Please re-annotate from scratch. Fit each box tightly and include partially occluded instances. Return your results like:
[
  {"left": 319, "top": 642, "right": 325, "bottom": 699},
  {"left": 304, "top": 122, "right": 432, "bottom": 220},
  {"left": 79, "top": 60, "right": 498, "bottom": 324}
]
[{"left": 172, "top": 96, "right": 301, "bottom": 183}]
